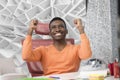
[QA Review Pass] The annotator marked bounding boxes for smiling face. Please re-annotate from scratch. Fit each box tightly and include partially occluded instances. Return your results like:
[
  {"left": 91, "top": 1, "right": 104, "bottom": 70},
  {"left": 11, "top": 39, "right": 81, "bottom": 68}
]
[{"left": 49, "top": 20, "right": 68, "bottom": 41}]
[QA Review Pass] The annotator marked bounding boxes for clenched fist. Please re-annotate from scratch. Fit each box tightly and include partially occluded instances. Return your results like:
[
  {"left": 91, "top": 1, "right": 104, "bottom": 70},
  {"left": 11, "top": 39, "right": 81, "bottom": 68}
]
[
  {"left": 27, "top": 19, "right": 38, "bottom": 35},
  {"left": 74, "top": 19, "right": 84, "bottom": 34}
]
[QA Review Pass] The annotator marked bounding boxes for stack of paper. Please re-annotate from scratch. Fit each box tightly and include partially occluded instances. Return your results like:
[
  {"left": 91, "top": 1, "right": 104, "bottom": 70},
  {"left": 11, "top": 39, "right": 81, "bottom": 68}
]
[{"left": 78, "top": 69, "right": 108, "bottom": 78}]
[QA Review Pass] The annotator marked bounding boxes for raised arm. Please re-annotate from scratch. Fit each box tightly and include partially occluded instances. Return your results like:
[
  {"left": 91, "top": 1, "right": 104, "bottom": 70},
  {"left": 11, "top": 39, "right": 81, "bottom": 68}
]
[
  {"left": 22, "top": 20, "right": 42, "bottom": 61},
  {"left": 74, "top": 19, "right": 92, "bottom": 59}
]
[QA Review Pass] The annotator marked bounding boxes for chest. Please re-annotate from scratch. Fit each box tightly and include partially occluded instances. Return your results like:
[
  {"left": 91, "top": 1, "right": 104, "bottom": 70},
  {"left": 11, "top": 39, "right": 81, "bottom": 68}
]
[{"left": 42, "top": 46, "right": 79, "bottom": 65}]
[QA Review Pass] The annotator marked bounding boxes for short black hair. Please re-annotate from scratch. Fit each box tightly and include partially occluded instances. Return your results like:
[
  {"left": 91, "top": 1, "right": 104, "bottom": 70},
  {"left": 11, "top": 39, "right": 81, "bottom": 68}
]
[{"left": 49, "top": 17, "right": 67, "bottom": 29}]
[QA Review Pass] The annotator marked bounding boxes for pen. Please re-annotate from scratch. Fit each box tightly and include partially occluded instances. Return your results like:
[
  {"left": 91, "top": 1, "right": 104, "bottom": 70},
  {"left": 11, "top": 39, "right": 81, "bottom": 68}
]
[{"left": 49, "top": 76, "right": 60, "bottom": 79}]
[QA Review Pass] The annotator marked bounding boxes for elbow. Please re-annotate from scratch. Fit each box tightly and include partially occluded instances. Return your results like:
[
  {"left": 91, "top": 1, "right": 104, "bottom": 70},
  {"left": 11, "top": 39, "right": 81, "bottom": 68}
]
[
  {"left": 85, "top": 50, "right": 92, "bottom": 59},
  {"left": 22, "top": 48, "right": 31, "bottom": 61},
  {"left": 22, "top": 53, "right": 30, "bottom": 61},
  {"left": 87, "top": 51, "right": 92, "bottom": 58},
  {"left": 22, "top": 56, "right": 31, "bottom": 61},
  {"left": 80, "top": 51, "right": 92, "bottom": 60},
  {"left": 22, "top": 55, "right": 28, "bottom": 61},
  {"left": 82, "top": 54, "right": 92, "bottom": 60},
  {"left": 86, "top": 52, "right": 92, "bottom": 59}
]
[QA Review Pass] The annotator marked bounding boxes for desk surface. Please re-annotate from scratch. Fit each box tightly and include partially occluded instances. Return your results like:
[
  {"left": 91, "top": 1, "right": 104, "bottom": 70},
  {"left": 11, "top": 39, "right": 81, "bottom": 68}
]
[
  {"left": 35, "top": 71, "right": 119, "bottom": 80},
  {"left": 47, "top": 72, "right": 114, "bottom": 80}
]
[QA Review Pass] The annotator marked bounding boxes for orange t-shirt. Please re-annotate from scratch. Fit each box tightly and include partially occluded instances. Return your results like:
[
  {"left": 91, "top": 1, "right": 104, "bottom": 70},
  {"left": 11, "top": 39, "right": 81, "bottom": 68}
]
[{"left": 22, "top": 33, "right": 92, "bottom": 75}]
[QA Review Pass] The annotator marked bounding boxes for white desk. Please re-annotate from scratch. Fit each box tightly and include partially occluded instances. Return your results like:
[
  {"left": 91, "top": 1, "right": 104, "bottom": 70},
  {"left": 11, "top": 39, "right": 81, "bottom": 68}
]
[
  {"left": 35, "top": 70, "right": 120, "bottom": 80},
  {"left": 44, "top": 72, "right": 115, "bottom": 80}
]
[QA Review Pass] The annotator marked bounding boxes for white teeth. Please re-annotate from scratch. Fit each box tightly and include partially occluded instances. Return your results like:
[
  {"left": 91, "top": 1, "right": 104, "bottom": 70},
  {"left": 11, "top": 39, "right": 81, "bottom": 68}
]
[{"left": 55, "top": 33, "right": 61, "bottom": 36}]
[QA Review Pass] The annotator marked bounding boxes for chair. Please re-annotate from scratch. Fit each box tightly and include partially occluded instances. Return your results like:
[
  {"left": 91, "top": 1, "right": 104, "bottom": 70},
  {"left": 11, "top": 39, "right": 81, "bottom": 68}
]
[{"left": 23, "top": 22, "right": 74, "bottom": 77}]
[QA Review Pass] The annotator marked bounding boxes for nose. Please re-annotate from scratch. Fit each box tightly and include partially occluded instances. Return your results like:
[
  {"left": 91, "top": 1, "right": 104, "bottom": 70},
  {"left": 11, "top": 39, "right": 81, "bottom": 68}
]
[{"left": 55, "top": 26, "right": 61, "bottom": 32}]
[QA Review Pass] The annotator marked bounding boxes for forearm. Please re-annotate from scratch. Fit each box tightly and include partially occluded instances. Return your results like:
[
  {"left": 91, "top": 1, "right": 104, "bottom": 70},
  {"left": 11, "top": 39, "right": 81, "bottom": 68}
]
[
  {"left": 78, "top": 33, "right": 92, "bottom": 59},
  {"left": 22, "top": 35, "right": 33, "bottom": 60},
  {"left": 22, "top": 35, "right": 41, "bottom": 61},
  {"left": 27, "top": 28, "right": 33, "bottom": 35},
  {"left": 79, "top": 29, "right": 84, "bottom": 34}
]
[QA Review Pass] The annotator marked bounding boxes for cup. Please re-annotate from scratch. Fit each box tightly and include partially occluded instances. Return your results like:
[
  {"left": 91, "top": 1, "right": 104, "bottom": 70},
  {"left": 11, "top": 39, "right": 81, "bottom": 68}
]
[
  {"left": 108, "top": 63, "right": 114, "bottom": 75},
  {"left": 114, "top": 61, "right": 120, "bottom": 78}
]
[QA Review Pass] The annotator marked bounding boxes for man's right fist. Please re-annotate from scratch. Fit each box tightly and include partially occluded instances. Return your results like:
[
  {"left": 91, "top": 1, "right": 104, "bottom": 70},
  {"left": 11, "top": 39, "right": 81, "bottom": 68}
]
[
  {"left": 29, "top": 19, "right": 38, "bottom": 30},
  {"left": 27, "top": 19, "right": 38, "bottom": 35}
]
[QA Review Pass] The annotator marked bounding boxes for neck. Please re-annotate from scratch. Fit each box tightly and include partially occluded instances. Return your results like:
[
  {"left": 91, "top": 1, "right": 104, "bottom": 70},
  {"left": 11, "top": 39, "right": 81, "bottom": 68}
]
[
  {"left": 53, "top": 39, "right": 67, "bottom": 46},
  {"left": 53, "top": 39, "right": 67, "bottom": 51}
]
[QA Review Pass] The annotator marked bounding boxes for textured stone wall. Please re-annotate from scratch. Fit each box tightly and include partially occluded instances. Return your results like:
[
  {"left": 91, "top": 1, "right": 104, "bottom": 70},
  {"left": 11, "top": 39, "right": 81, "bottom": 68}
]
[
  {"left": 110, "top": 0, "right": 119, "bottom": 60},
  {"left": 117, "top": 0, "right": 120, "bottom": 60},
  {"left": 86, "top": 0, "right": 118, "bottom": 62}
]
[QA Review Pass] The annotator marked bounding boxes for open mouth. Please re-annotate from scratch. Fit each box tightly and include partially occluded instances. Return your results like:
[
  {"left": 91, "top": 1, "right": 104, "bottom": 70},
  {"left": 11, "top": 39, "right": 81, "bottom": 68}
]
[
  {"left": 54, "top": 33, "right": 63, "bottom": 37},
  {"left": 55, "top": 33, "right": 61, "bottom": 36}
]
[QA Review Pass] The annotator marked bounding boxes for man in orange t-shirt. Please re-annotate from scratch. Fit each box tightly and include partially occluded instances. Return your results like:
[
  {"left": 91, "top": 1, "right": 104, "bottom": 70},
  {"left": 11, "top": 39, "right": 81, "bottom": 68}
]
[{"left": 22, "top": 17, "right": 92, "bottom": 75}]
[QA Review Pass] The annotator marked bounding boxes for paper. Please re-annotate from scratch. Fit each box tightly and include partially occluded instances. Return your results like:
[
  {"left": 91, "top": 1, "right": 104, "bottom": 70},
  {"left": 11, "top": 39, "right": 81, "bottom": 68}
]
[{"left": 78, "top": 69, "right": 108, "bottom": 78}]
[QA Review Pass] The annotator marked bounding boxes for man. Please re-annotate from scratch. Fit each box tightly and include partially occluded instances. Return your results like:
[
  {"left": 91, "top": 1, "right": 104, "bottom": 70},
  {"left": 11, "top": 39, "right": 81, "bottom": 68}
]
[{"left": 22, "top": 17, "right": 92, "bottom": 75}]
